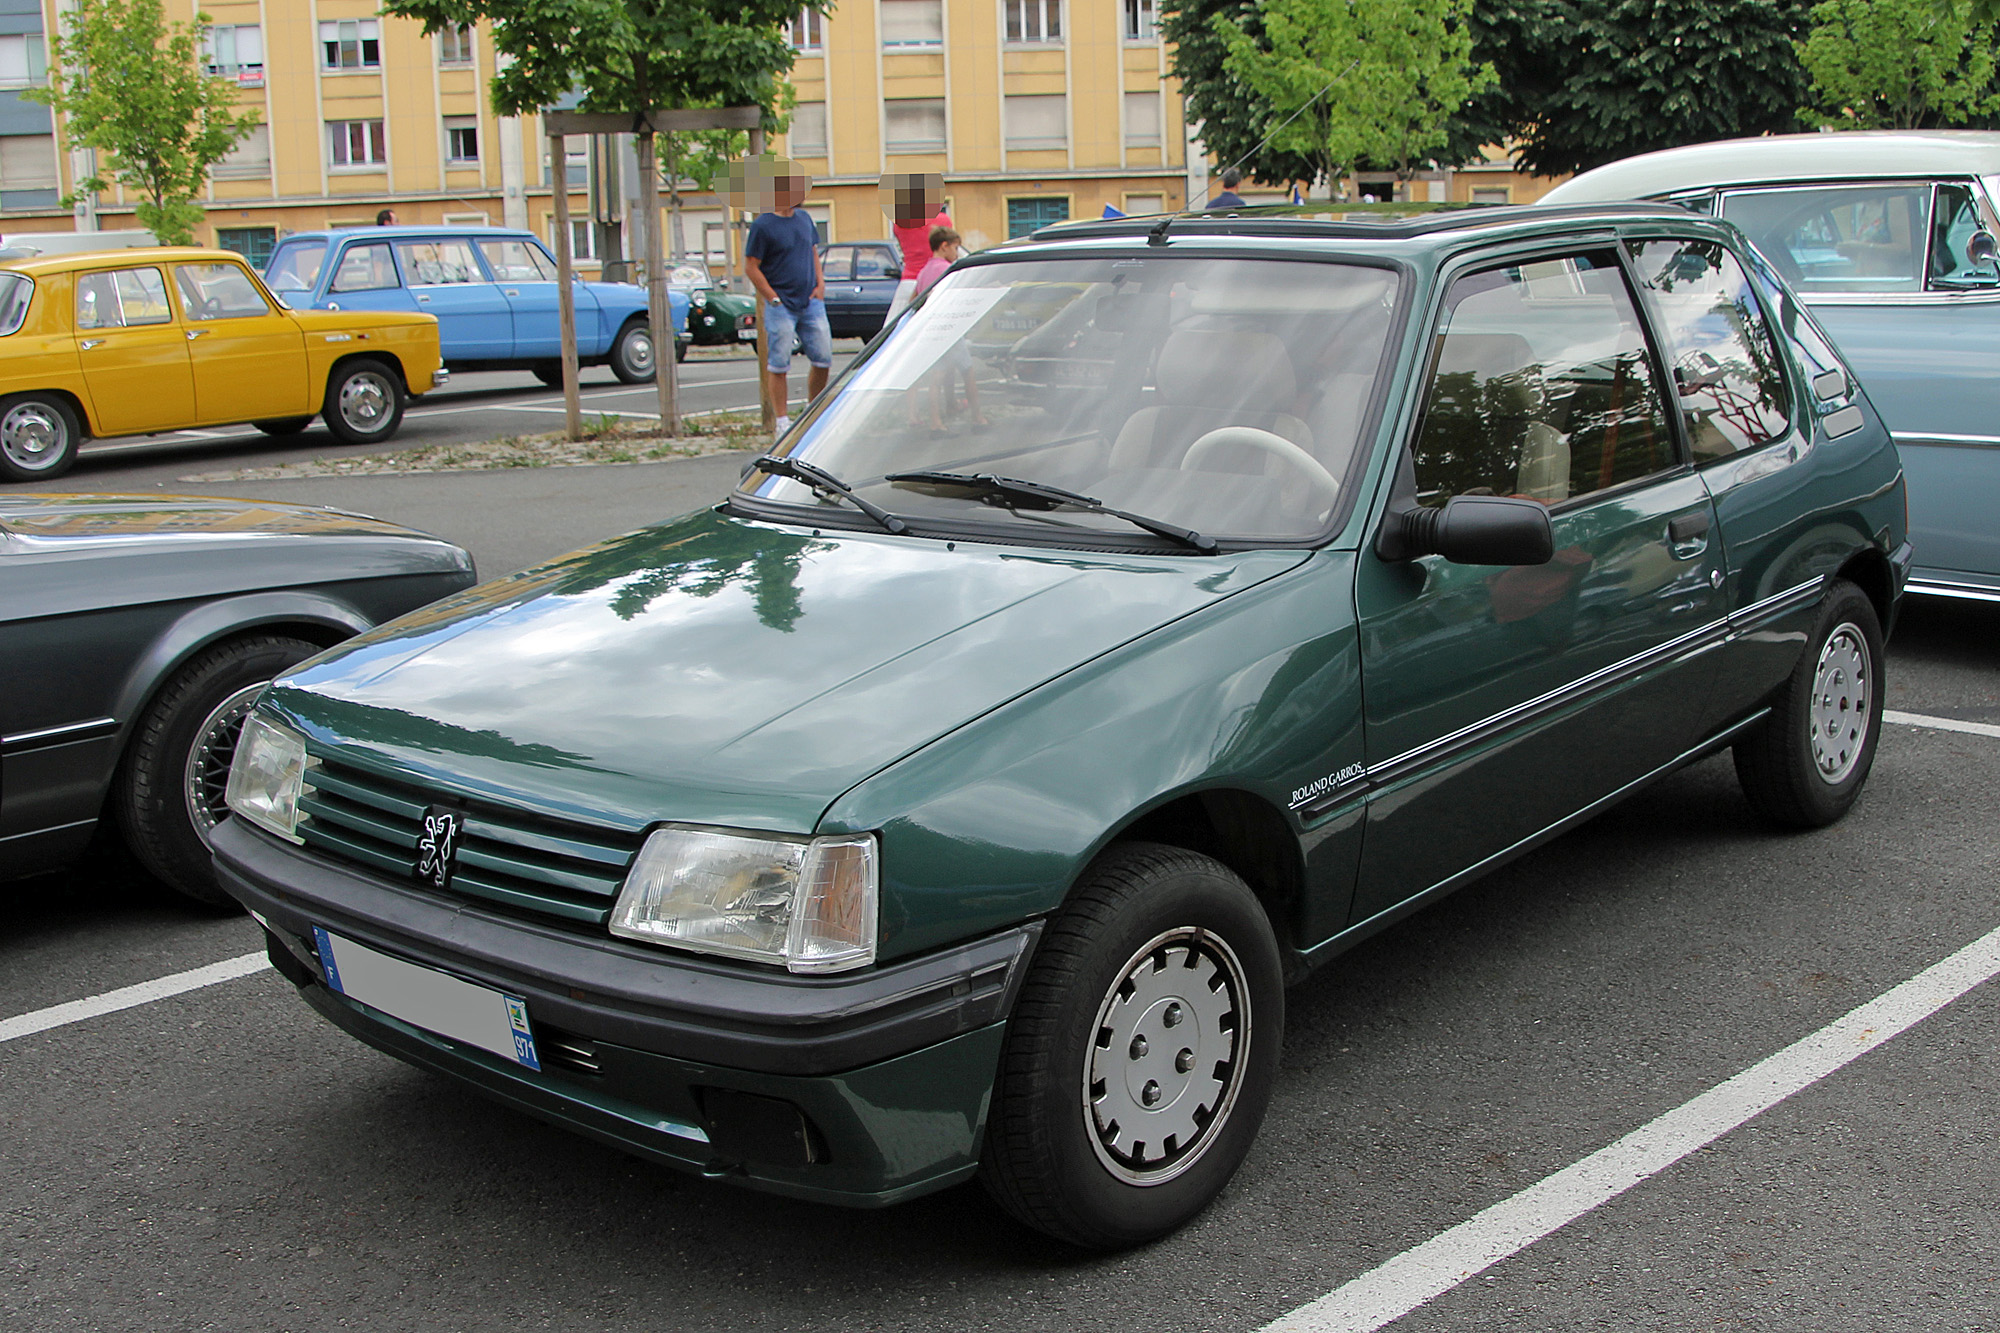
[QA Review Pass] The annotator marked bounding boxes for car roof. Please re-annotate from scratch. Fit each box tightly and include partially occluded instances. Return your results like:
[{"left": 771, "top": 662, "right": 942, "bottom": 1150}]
[
  {"left": 277, "top": 226, "right": 545, "bottom": 244},
  {"left": 0, "top": 246, "right": 250, "bottom": 276},
  {"left": 1012, "top": 201, "right": 1708, "bottom": 253},
  {"left": 1541, "top": 130, "right": 2000, "bottom": 204}
]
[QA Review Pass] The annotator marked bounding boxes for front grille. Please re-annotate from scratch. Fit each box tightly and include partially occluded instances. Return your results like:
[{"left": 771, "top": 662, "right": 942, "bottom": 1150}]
[
  {"left": 536, "top": 1022, "right": 604, "bottom": 1077},
  {"left": 296, "top": 754, "right": 643, "bottom": 929}
]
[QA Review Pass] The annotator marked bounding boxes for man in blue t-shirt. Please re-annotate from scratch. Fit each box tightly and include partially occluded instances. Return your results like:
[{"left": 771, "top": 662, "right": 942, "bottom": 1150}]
[{"left": 744, "top": 164, "right": 831, "bottom": 438}]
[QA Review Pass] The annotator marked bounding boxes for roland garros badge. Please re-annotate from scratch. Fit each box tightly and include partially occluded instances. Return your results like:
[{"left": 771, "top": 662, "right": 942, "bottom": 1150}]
[{"left": 415, "top": 806, "right": 463, "bottom": 890}]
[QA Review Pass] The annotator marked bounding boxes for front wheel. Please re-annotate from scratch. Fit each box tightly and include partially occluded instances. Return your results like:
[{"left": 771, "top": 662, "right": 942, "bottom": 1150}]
[
  {"left": 609, "top": 321, "right": 655, "bottom": 383},
  {"left": 0, "top": 393, "right": 81, "bottom": 482},
  {"left": 532, "top": 362, "right": 563, "bottom": 388},
  {"left": 321, "top": 358, "right": 406, "bottom": 445},
  {"left": 675, "top": 339, "right": 690, "bottom": 363},
  {"left": 1734, "top": 579, "right": 1885, "bottom": 828},
  {"left": 981, "top": 843, "right": 1283, "bottom": 1249}
]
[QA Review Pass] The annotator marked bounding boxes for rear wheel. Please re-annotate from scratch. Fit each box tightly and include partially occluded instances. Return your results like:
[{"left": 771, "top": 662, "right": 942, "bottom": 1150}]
[
  {"left": 1734, "top": 579, "right": 1884, "bottom": 828},
  {"left": 609, "top": 320, "right": 655, "bottom": 383},
  {"left": 532, "top": 362, "right": 563, "bottom": 388},
  {"left": 252, "top": 416, "right": 313, "bottom": 437},
  {"left": 0, "top": 393, "right": 81, "bottom": 482},
  {"left": 114, "top": 634, "right": 321, "bottom": 907},
  {"left": 675, "top": 340, "right": 690, "bottom": 363},
  {"left": 321, "top": 358, "right": 405, "bottom": 445},
  {"left": 981, "top": 843, "right": 1282, "bottom": 1249}
]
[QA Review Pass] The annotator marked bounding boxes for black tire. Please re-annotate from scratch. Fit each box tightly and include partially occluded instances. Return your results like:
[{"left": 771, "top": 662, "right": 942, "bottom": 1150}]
[
  {"left": 675, "top": 339, "right": 690, "bottom": 363},
  {"left": 532, "top": 362, "right": 563, "bottom": 388},
  {"left": 1734, "top": 579, "right": 1885, "bottom": 828},
  {"left": 981, "top": 842, "right": 1283, "bottom": 1249},
  {"left": 252, "top": 416, "right": 313, "bottom": 437},
  {"left": 609, "top": 320, "right": 656, "bottom": 383},
  {"left": 113, "top": 634, "right": 321, "bottom": 907},
  {"left": 0, "top": 392, "right": 81, "bottom": 482},
  {"left": 320, "top": 357, "right": 406, "bottom": 445}
]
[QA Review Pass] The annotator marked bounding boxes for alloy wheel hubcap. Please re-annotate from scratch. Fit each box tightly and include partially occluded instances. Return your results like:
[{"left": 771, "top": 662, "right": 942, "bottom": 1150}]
[
  {"left": 1809, "top": 621, "right": 1871, "bottom": 784},
  {"left": 1, "top": 402, "right": 67, "bottom": 470},
  {"left": 1084, "top": 927, "right": 1249, "bottom": 1186},
  {"left": 625, "top": 329, "right": 654, "bottom": 374},
  {"left": 183, "top": 683, "right": 267, "bottom": 844},
  {"left": 339, "top": 372, "right": 392, "bottom": 431}
]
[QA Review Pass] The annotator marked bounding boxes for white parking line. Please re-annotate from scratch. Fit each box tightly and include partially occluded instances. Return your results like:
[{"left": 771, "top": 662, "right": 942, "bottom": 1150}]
[
  {"left": 1886, "top": 709, "right": 2000, "bottom": 740},
  {"left": 1260, "top": 919, "right": 2000, "bottom": 1332},
  {"left": 0, "top": 952, "right": 269, "bottom": 1045}
]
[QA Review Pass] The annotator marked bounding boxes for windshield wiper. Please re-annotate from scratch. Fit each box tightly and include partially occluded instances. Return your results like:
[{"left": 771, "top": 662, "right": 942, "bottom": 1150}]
[
  {"left": 750, "top": 454, "right": 909, "bottom": 535},
  {"left": 883, "top": 469, "right": 1217, "bottom": 553}
]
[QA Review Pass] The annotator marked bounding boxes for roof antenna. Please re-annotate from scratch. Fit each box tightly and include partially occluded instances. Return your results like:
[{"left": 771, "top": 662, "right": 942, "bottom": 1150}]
[{"left": 1148, "top": 61, "right": 1356, "bottom": 248}]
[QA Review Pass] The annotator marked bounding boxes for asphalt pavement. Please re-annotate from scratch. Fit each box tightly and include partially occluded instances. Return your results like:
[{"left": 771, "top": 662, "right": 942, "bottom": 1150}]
[{"left": 5, "top": 379, "right": 1999, "bottom": 1332}]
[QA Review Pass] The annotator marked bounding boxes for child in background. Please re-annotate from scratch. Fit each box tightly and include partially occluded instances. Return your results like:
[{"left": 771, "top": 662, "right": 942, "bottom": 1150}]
[{"left": 913, "top": 226, "right": 985, "bottom": 429}]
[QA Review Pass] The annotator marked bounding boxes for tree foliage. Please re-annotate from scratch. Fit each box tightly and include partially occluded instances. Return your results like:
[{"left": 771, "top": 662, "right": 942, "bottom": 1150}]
[
  {"left": 1160, "top": 0, "right": 1320, "bottom": 187},
  {"left": 25, "top": 0, "right": 258, "bottom": 246},
  {"left": 1215, "top": 0, "right": 1494, "bottom": 189},
  {"left": 1798, "top": 0, "right": 2000, "bottom": 129}
]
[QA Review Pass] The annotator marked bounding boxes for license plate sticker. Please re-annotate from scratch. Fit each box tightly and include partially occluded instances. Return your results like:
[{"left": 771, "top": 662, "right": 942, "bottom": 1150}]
[{"left": 313, "top": 926, "right": 540, "bottom": 1071}]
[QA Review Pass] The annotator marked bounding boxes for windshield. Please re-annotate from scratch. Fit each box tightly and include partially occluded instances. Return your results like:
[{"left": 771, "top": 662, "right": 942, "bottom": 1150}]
[
  {"left": 265, "top": 241, "right": 327, "bottom": 292},
  {"left": 740, "top": 256, "right": 1400, "bottom": 545},
  {"left": 669, "top": 264, "right": 713, "bottom": 290}
]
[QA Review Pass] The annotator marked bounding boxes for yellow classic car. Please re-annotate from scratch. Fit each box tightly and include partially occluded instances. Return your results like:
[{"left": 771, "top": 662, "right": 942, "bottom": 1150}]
[{"left": 0, "top": 246, "right": 447, "bottom": 482}]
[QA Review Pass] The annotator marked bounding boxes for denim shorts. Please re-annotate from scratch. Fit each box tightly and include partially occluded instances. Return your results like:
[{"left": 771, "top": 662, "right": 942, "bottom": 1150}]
[{"left": 766, "top": 298, "right": 832, "bottom": 372}]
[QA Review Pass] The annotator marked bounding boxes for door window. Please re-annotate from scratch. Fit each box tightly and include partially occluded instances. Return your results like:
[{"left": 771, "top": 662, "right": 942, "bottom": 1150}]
[
  {"left": 1720, "top": 184, "right": 1929, "bottom": 294},
  {"left": 1926, "top": 182, "right": 2000, "bottom": 289},
  {"left": 855, "top": 247, "right": 899, "bottom": 279},
  {"left": 330, "top": 242, "right": 399, "bottom": 293},
  {"left": 174, "top": 263, "right": 272, "bottom": 320},
  {"left": 477, "top": 239, "right": 558, "bottom": 281},
  {"left": 394, "top": 238, "right": 485, "bottom": 285},
  {"left": 819, "top": 247, "right": 853, "bottom": 281},
  {"left": 1627, "top": 239, "right": 1791, "bottom": 461},
  {"left": 1411, "top": 252, "right": 1675, "bottom": 508},
  {"left": 74, "top": 267, "right": 173, "bottom": 329}
]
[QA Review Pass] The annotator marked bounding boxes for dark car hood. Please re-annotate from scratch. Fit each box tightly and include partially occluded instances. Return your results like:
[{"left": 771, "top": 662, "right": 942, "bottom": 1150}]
[{"left": 266, "top": 510, "right": 1305, "bottom": 833}]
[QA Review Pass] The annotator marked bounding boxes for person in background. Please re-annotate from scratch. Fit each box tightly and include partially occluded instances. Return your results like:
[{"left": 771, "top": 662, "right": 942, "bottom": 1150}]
[
  {"left": 912, "top": 226, "right": 984, "bottom": 429},
  {"left": 744, "top": 162, "right": 831, "bottom": 439},
  {"left": 1208, "top": 168, "right": 1246, "bottom": 210},
  {"left": 375, "top": 208, "right": 397, "bottom": 226},
  {"left": 914, "top": 225, "right": 961, "bottom": 296},
  {"left": 883, "top": 171, "right": 950, "bottom": 324}
]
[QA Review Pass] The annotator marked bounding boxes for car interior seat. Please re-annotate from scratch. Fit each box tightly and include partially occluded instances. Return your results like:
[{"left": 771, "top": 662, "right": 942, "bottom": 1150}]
[{"left": 1109, "top": 328, "right": 1312, "bottom": 472}]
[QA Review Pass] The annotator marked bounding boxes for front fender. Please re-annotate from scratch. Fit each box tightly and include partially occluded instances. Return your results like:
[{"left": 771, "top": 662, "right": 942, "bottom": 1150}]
[{"left": 820, "top": 551, "right": 1364, "bottom": 963}]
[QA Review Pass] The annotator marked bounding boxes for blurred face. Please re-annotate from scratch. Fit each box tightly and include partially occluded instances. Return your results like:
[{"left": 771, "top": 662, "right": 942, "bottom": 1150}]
[
  {"left": 775, "top": 172, "right": 810, "bottom": 212},
  {"left": 881, "top": 172, "right": 945, "bottom": 224}
]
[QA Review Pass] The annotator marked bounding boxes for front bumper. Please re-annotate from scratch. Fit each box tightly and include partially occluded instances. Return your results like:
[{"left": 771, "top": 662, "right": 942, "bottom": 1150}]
[
  {"left": 213, "top": 817, "right": 1038, "bottom": 1206},
  {"left": 430, "top": 368, "right": 450, "bottom": 388}
]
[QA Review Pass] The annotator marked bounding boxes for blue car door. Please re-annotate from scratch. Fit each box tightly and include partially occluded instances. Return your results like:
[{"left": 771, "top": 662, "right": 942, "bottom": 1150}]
[
  {"left": 317, "top": 239, "right": 418, "bottom": 316},
  {"left": 392, "top": 236, "right": 510, "bottom": 360},
  {"left": 476, "top": 236, "right": 565, "bottom": 358}
]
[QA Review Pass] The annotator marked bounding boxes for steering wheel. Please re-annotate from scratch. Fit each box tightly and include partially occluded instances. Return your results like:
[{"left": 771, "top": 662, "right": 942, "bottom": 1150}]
[{"left": 1180, "top": 426, "right": 1340, "bottom": 503}]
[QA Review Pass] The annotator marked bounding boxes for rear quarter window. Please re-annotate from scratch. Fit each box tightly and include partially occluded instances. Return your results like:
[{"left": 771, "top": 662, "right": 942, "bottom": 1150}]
[{"left": 0, "top": 272, "right": 32, "bottom": 335}]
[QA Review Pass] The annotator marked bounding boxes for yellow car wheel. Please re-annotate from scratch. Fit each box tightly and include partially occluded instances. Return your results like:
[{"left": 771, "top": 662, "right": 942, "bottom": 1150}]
[
  {"left": 0, "top": 393, "right": 80, "bottom": 483},
  {"left": 322, "top": 358, "right": 406, "bottom": 445}
]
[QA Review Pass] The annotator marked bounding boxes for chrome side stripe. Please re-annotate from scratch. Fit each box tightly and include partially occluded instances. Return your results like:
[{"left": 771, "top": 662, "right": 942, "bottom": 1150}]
[
  {"left": 1890, "top": 431, "right": 2000, "bottom": 450},
  {"left": 1, "top": 716, "right": 118, "bottom": 755}
]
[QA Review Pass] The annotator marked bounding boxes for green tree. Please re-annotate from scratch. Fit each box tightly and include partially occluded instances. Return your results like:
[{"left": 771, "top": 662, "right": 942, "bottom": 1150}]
[
  {"left": 1798, "top": 0, "right": 2000, "bottom": 128},
  {"left": 1160, "top": 0, "right": 1322, "bottom": 189},
  {"left": 1215, "top": 0, "right": 1494, "bottom": 192},
  {"left": 24, "top": 0, "right": 258, "bottom": 246}
]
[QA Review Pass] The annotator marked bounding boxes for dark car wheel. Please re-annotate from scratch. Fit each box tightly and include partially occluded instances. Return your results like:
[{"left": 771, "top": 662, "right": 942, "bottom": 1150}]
[
  {"left": 609, "top": 320, "right": 655, "bottom": 383},
  {"left": 253, "top": 416, "right": 313, "bottom": 437},
  {"left": 981, "top": 842, "right": 1283, "bottom": 1249},
  {"left": 533, "top": 362, "right": 563, "bottom": 388},
  {"left": 114, "top": 634, "right": 321, "bottom": 907},
  {"left": 1734, "top": 579, "right": 1885, "bottom": 828},
  {"left": 321, "top": 357, "right": 406, "bottom": 445},
  {"left": 675, "top": 339, "right": 690, "bottom": 363},
  {"left": 0, "top": 392, "right": 81, "bottom": 482}
]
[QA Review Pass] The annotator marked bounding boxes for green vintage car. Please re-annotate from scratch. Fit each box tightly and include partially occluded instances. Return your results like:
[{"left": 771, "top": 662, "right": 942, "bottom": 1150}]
[
  {"left": 669, "top": 263, "right": 756, "bottom": 359},
  {"left": 214, "top": 204, "right": 1909, "bottom": 1249}
]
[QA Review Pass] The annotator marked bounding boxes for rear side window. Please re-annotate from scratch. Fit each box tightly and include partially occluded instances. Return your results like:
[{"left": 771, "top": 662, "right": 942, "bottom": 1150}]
[
  {"left": 0, "top": 272, "right": 31, "bottom": 335},
  {"left": 330, "top": 242, "right": 399, "bottom": 293},
  {"left": 75, "top": 267, "right": 173, "bottom": 329},
  {"left": 1627, "top": 239, "right": 1791, "bottom": 461},
  {"left": 1721, "top": 184, "right": 1929, "bottom": 294},
  {"left": 477, "top": 239, "right": 558, "bottom": 281},
  {"left": 1411, "top": 251, "right": 1675, "bottom": 508},
  {"left": 265, "top": 241, "right": 327, "bottom": 292},
  {"left": 395, "top": 237, "right": 484, "bottom": 285}
]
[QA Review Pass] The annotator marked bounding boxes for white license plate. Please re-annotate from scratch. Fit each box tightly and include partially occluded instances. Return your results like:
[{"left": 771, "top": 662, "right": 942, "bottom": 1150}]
[{"left": 314, "top": 926, "right": 540, "bottom": 1071}]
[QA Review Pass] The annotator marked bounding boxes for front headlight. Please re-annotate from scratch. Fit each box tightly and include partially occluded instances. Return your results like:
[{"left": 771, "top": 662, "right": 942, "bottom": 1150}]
[
  {"left": 609, "top": 825, "right": 878, "bottom": 973},
  {"left": 224, "top": 713, "right": 312, "bottom": 843}
]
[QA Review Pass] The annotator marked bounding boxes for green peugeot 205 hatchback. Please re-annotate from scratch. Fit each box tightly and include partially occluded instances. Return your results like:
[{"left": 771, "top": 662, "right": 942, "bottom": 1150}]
[{"left": 213, "top": 204, "right": 1909, "bottom": 1249}]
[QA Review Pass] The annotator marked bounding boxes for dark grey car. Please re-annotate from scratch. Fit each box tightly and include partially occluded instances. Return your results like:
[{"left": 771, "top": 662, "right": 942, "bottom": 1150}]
[{"left": 1, "top": 493, "right": 474, "bottom": 904}]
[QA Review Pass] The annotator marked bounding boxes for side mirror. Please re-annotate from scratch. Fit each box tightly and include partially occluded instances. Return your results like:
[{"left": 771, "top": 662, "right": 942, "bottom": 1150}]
[
  {"left": 1377, "top": 495, "right": 1555, "bottom": 566},
  {"left": 1969, "top": 229, "right": 1998, "bottom": 268}
]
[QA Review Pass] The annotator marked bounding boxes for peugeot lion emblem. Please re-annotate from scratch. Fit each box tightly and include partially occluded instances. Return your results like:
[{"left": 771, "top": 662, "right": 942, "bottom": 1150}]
[{"left": 416, "top": 806, "right": 463, "bottom": 891}]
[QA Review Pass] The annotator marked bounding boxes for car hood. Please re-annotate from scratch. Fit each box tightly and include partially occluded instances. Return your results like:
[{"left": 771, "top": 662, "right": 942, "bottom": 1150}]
[
  {"left": 0, "top": 492, "right": 456, "bottom": 546},
  {"left": 265, "top": 510, "right": 1306, "bottom": 834}
]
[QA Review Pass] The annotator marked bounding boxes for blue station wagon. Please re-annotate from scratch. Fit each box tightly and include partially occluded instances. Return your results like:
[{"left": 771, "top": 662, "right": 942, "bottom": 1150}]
[
  {"left": 1544, "top": 131, "right": 2000, "bottom": 605},
  {"left": 263, "top": 226, "right": 689, "bottom": 386}
]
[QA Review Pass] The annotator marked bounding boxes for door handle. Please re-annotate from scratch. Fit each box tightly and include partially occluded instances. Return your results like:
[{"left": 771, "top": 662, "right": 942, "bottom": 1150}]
[
  {"left": 504, "top": 288, "right": 520, "bottom": 297},
  {"left": 1667, "top": 510, "right": 1711, "bottom": 559},
  {"left": 416, "top": 295, "right": 431, "bottom": 304},
  {"left": 185, "top": 328, "right": 207, "bottom": 339},
  {"left": 79, "top": 338, "right": 103, "bottom": 350}
]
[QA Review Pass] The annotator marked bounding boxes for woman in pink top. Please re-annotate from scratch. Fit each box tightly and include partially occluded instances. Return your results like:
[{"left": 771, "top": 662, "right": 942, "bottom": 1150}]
[{"left": 886, "top": 208, "right": 951, "bottom": 323}]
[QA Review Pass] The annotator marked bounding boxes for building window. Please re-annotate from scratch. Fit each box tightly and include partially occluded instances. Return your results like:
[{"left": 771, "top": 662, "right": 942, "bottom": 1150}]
[
  {"left": 1005, "top": 94, "right": 1066, "bottom": 150},
  {"left": 1124, "top": 193, "right": 1166, "bottom": 216},
  {"left": 0, "top": 133, "right": 59, "bottom": 209},
  {"left": 554, "top": 217, "right": 596, "bottom": 261},
  {"left": 202, "top": 25, "right": 263, "bottom": 85},
  {"left": 1006, "top": 0, "right": 1061, "bottom": 43},
  {"left": 445, "top": 117, "right": 479, "bottom": 164},
  {"left": 1470, "top": 187, "right": 1509, "bottom": 205},
  {"left": 328, "top": 120, "right": 387, "bottom": 169},
  {"left": 789, "top": 102, "right": 827, "bottom": 157},
  {"left": 1007, "top": 196, "right": 1068, "bottom": 239},
  {"left": 1123, "top": 91, "right": 1160, "bottom": 147},
  {"left": 885, "top": 99, "right": 945, "bottom": 153},
  {"left": 881, "top": 0, "right": 943, "bottom": 47},
  {"left": 0, "top": 34, "right": 48, "bottom": 88},
  {"left": 543, "top": 141, "right": 587, "bottom": 187},
  {"left": 213, "top": 123, "right": 271, "bottom": 178},
  {"left": 320, "top": 19, "right": 381, "bottom": 71},
  {"left": 790, "top": 8, "right": 823, "bottom": 50},
  {"left": 438, "top": 24, "right": 475, "bottom": 64},
  {"left": 1123, "top": 0, "right": 1155, "bottom": 40},
  {"left": 215, "top": 226, "right": 277, "bottom": 268}
]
